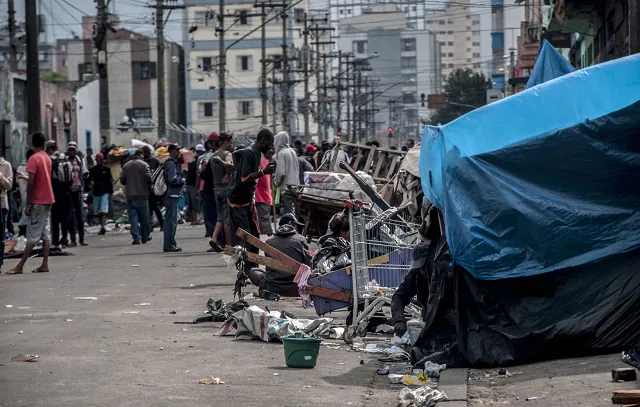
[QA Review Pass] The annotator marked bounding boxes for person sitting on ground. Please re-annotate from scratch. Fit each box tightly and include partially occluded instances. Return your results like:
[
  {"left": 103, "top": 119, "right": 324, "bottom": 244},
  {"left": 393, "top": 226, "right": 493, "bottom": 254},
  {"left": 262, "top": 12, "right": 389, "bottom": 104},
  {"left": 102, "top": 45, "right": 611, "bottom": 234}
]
[{"left": 248, "top": 213, "right": 311, "bottom": 297}]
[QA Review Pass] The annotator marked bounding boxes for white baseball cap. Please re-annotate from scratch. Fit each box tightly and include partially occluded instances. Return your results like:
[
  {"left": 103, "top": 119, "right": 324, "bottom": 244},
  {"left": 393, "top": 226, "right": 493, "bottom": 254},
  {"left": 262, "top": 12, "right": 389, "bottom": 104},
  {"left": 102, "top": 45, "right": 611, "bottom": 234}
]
[{"left": 195, "top": 144, "right": 206, "bottom": 152}]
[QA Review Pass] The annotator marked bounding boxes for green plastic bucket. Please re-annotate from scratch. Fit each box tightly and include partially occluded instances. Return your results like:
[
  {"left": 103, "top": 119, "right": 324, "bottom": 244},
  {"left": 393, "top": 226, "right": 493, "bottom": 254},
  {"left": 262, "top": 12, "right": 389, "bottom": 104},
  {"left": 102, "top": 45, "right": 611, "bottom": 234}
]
[{"left": 282, "top": 336, "right": 323, "bottom": 368}]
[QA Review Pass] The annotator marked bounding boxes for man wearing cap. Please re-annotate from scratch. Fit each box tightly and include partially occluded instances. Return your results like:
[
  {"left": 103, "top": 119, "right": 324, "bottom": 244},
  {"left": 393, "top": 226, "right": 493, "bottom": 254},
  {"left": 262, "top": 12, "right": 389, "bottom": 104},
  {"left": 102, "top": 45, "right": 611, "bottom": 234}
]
[
  {"left": 86, "top": 152, "right": 113, "bottom": 235},
  {"left": 208, "top": 132, "right": 234, "bottom": 252},
  {"left": 120, "top": 149, "right": 152, "bottom": 245},
  {"left": 163, "top": 144, "right": 185, "bottom": 252},
  {"left": 66, "top": 142, "right": 87, "bottom": 247},
  {"left": 247, "top": 213, "right": 311, "bottom": 297},
  {"left": 186, "top": 144, "right": 205, "bottom": 225}
]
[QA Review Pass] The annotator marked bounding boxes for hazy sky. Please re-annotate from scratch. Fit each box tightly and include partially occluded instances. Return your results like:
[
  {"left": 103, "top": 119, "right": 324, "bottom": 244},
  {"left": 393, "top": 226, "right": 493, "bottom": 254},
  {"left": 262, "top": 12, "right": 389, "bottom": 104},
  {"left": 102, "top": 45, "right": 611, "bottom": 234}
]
[{"left": 1, "top": 0, "right": 183, "bottom": 45}]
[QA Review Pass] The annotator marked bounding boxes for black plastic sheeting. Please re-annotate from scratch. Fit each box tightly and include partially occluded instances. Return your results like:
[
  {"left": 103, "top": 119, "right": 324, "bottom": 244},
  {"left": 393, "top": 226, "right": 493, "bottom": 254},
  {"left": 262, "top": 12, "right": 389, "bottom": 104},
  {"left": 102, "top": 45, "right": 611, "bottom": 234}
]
[{"left": 412, "top": 236, "right": 640, "bottom": 367}]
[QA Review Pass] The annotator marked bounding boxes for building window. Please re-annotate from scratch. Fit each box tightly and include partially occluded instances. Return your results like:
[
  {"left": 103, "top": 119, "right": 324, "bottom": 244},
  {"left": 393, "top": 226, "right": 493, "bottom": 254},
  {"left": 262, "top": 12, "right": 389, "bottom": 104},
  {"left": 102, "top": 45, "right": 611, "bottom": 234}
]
[
  {"left": 473, "top": 20, "right": 480, "bottom": 26},
  {"left": 412, "top": 6, "right": 416, "bottom": 11},
  {"left": 439, "top": 20, "right": 445, "bottom": 25},
  {"left": 402, "top": 73, "right": 417, "bottom": 84},
  {"left": 200, "top": 57, "right": 213, "bottom": 72},
  {"left": 198, "top": 102, "right": 215, "bottom": 118},
  {"left": 472, "top": 30, "right": 480, "bottom": 36},
  {"left": 472, "top": 63, "right": 480, "bottom": 69},
  {"left": 236, "top": 55, "right": 253, "bottom": 72},
  {"left": 132, "top": 62, "right": 157, "bottom": 80},
  {"left": 402, "top": 92, "right": 416, "bottom": 103},
  {"left": 472, "top": 41, "right": 480, "bottom": 46},
  {"left": 447, "top": 41, "right": 454, "bottom": 46},
  {"left": 62, "top": 59, "right": 68, "bottom": 67},
  {"left": 440, "top": 52, "right": 446, "bottom": 57},
  {"left": 347, "top": 9, "right": 351, "bottom": 14},
  {"left": 401, "top": 56, "right": 417, "bottom": 69},
  {"left": 472, "top": 52, "right": 480, "bottom": 58},
  {"left": 195, "top": 11, "right": 209, "bottom": 26},
  {"left": 238, "top": 101, "right": 254, "bottom": 117},
  {"left": 448, "top": 20, "right": 454, "bottom": 25},
  {"left": 78, "top": 62, "right": 94, "bottom": 78},
  {"left": 339, "top": 9, "right": 344, "bottom": 14},
  {"left": 440, "top": 41, "right": 446, "bottom": 46},
  {"left": 467, "top": 58, "right": 472, "bottom": 63},
  {"left": 61, "top": 44, "right": 66, "bottom": 52},
  {"left": 126, "top": 107, "right": 152, "bottom": 119},
  {"left": 352, "top": 40, "right": 368, "bottom": 54},
  {"left": 294, "top": 8, "right": 304, "bottom": 22},
  {"left": 448, "top": 63, "right": 454, "bottom": 68},
  {"left": 438, "top": 31, "right": 446, "bottom": 35},
  {"left": 441, "top": 63, "right": 447, "bottom": 69},
  {"left": 447, "top": 30, "right": 453, "bottom": 35},
  {"left": 401, "top": 38, "right": 416, "bottom": 52},
  {"left": 447, "top": 52, "right": 453, "bottom": 57}
]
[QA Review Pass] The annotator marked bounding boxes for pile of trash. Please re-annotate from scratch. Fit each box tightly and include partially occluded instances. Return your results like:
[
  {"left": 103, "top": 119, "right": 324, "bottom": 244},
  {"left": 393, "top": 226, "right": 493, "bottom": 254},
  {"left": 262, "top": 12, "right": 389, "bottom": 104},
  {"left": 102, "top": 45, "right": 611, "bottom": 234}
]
[
  {"left": 302, "top": 171, "right": 377, "bottom": 203},
  {"left": 219, "top": 305, "right": 333, "bottom": 342}
]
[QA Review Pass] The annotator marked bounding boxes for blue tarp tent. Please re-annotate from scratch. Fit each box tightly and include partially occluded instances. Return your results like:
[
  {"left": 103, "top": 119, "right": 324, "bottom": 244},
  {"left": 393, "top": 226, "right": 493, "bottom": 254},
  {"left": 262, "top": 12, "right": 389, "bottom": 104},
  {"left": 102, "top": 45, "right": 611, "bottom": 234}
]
[
  {"left": 525, "top": 40, "right": 576, "bottom": 88},
  {"left": 419, "top": 53, "right": 640, "bottom": 280}
]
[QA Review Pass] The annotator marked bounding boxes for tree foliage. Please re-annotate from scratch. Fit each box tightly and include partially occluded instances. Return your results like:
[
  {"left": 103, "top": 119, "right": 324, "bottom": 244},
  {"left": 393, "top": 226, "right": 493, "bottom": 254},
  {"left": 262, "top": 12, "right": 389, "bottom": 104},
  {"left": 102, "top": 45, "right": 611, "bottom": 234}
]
[
  {"left": 40, "top": 71, "right": 68, "bottom": 83},
  {"left": 428, "top": 68, "right": 490, "bottom": 125}
]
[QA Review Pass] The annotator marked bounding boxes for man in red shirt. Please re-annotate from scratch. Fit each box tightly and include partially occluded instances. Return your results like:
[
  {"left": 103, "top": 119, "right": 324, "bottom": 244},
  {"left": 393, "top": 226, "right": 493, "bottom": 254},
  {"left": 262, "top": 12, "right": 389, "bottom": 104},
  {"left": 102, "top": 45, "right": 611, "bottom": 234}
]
[
  {"left": 7, "top": 132, "right": 55, "bottom": 274},
  {"left": 255, "top": 149, "right": 274, "bottom": 236}
]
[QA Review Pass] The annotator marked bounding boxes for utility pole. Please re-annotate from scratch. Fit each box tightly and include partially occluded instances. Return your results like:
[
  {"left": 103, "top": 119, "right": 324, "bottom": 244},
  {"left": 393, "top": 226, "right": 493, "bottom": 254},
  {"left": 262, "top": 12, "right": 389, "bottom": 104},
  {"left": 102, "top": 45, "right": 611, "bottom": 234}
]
[
  {"left": 95, "top": 0, "right": 110, "bottom": 146},
  {"left": 155, "top": 0, "right": 166, "bottom": 139},
  {"left": 302, "top": 12, "right": 310, "bottom": 140},
  {"left": 369, "top": 81, "right": 376, "bottom": 137},
  {"left": 254, "top": 1, "right": 273, "bottom": 126},
  {"left": 271, "top": 67, "right": 278, "bottom": 132},
  {"left": 8, "top": 0, "right": 17, "bottom": 72},
  {"left": 344, "top": 54, "right": 351, "bottom": 141},
  {"left": 336, "top": 51, "right": 342, "bottom": 135},
  {"left": 355, "top": 68, "right": 362, "bottom": 142},
  {"left": 25, "top": 0, "right": 41, "bottom": 134},
  {"left": 218, "top": 0, "right": 226, "bottom": 132},
  {"left": 280, "top": 2, "right": 290, "bottom": 134}
]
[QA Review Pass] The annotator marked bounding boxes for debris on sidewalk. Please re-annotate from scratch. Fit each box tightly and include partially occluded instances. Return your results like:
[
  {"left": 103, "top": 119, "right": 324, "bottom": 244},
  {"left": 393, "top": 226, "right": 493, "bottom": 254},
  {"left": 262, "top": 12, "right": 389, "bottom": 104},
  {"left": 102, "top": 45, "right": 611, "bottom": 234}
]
[
  {"left": 193, "top": 297, "right": 248, "bottom": 324},
  {"left": 611, "top": 367, "right": 637, "bottom": 382},
  {"left": 375, "top": 324, "right": 395, "bottom": 334},
  {"left": 328, "top": 327, "right": 345, "bottom": 339},
  {"left": 612, "top": 390, "right": 640, "bottom": 404},
  {"left": 134, "top": 303, "right": 151, "bottom": 306},
  {"left": 219, "top": 305, "right": 333, "bottom": 341},
  {"left": 622, "top": 341, "right": 640, "bottom": 369},
  {"left": 397, "top": 386, "right": 447, "bottom": 407},
  {"left": 199, "top": 377, "right": 225, "bottom": 385},
  {"left": 11, "top": 354, "right": 39, "bottom": 362},
  {"left": 74, "top": 297, "right": 98, "bottom": 300}
]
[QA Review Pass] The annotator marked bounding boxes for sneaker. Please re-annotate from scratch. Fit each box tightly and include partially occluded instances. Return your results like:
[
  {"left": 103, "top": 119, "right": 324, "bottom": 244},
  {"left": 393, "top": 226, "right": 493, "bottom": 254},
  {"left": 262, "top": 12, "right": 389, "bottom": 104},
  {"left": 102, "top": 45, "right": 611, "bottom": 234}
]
[
  {"left": 208, "top": 239, "right": 223, "bottom": 253},
  {"left": 69, "top": 242, "right": 77, "bottom": 247},
  {"left": 79, "top": 242, "right": 88, "bottom": 247},
  {"left": 163, "top": 247, "right": 182, "bottom": 253},
  {"left": 132, "top": 241, "right": 141, "bottom": 245},
  {"left": 142, "top": 236, "right": 152, "bottom": 244},
  {"left": 98, "top": 227, "right": 107, "bottom": 235}
]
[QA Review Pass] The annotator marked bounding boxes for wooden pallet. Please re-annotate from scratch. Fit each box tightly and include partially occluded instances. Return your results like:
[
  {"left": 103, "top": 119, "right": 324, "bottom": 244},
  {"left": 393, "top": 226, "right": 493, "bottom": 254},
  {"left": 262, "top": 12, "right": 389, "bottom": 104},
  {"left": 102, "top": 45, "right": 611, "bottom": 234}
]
[{"left": 328, "top": 140, "right": 407, "bottom": 183}]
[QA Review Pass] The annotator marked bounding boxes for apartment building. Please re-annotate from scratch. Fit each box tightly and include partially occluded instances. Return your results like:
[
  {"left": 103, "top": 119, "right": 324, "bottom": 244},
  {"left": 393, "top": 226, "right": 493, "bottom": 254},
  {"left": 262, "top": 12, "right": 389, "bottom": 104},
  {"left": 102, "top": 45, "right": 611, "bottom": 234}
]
[
  {"left": 0, "top": 23, "right": 55, "bottom": 73},
  {"left": 60, "top": 26, "right": 186, "bottom": 145},
  {"left": 183, "top": 0, "right": 316, "bottom": 138},
  {"left": 338, "top": 10, "right": 441, "bottom": 143}
]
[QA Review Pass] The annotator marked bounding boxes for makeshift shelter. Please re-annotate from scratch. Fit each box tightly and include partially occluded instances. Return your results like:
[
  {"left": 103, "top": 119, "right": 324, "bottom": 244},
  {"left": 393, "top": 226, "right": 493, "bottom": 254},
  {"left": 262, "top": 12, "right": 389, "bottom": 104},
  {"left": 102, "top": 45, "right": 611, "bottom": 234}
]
[{"left": 414, "top": 53, "right": 640, "bottom": 366}]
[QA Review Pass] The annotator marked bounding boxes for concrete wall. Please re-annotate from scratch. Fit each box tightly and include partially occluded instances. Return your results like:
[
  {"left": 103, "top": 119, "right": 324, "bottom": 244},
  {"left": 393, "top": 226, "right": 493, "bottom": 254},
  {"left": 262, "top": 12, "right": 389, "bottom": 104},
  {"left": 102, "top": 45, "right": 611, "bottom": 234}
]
[
  {"left": 76, "top": 80, "right": 101, "bottom": 154},
  {"left": 40, "top": 80, "right": 75, "bottom": 145}
]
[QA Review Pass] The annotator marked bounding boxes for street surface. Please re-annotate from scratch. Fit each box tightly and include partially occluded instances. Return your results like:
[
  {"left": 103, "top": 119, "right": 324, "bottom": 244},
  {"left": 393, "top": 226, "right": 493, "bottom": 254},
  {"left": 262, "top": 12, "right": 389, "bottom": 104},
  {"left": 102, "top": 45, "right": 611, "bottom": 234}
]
[{"left": 0, "top": 225, "right": 635, "bottom": 406}]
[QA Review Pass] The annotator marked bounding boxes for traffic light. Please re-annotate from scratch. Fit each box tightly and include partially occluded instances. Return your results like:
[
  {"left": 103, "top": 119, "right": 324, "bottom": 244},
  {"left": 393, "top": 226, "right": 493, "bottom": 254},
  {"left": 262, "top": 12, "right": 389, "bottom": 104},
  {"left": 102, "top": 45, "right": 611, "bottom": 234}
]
[{"left": 388, "top": 127, "right": 393, "bottom": 138}]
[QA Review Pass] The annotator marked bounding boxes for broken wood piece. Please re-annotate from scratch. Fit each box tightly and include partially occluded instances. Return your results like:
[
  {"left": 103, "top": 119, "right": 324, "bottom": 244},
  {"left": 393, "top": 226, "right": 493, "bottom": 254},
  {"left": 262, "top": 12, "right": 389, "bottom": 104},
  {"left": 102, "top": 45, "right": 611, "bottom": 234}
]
[
  {"left": 612, "top": 367, "right": 637, "bottom": 382},
  {"left": 222, "top": 247, "right": 298, "bottom": 275},
  {"left": 304, "top": 285, "right": 352, "bottom": 303},
  {"left": 612, "top": 390, "right": 640, "bottom": 404},
  {"left": 368, "top": 254, "right": 390, "bottom": 266},
  {"left": 235, "top": 229, "right": 301, "bottom": 271}
]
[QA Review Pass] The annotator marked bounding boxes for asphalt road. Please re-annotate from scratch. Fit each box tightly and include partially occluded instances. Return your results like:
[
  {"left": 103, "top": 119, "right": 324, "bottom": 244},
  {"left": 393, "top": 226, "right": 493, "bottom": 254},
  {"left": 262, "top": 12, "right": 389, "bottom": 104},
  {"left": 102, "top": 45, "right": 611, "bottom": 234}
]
[{"left": 0, "top": 225, "right": 398, "bottom": 407}]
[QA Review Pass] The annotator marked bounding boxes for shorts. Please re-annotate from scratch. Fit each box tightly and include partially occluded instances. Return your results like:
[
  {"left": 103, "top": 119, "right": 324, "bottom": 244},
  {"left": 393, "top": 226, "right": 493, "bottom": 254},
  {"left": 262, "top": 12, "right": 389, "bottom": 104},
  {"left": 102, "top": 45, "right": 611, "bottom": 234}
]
[
  {"left": 214, "top": 189, "right": 229, "bottom": 225},
  {"left": 255, "top": 202, "right": 273, "bottom": 235},
  {"left": 26, "top": 204, "right": 52, "bottom": 245},
  {"left": 92, "top": 194, "right": 110, "bottom": 215}
]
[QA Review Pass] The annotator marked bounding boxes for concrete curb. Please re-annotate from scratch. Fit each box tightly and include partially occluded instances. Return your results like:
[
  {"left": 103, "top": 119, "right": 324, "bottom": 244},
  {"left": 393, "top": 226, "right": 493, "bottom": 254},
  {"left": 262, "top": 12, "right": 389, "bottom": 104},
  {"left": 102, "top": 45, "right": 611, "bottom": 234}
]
[{"left": 438, "top": 368, "right": 469, "bottom": 406}]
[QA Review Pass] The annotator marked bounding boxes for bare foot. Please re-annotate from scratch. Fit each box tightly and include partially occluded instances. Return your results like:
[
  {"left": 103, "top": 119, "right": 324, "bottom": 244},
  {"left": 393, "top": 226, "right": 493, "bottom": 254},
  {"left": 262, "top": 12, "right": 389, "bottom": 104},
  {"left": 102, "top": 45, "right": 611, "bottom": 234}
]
[
  {"left": 31, "top": 267, "right": 49, "bottom": 273},
  {"left": 5, "top": 268, "right": 23, "bottom": 275}
]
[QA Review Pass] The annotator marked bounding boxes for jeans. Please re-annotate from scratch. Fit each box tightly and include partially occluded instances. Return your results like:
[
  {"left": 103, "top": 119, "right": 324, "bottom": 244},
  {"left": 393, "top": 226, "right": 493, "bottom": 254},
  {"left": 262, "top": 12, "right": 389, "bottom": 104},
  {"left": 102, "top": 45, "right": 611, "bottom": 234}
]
[
  {"left": 163, "top": 196, "right": 179, "bottom": 250},
  {"left": 202, "top": 189, "right": 218, "bottom": 237},
  {"left": 68, "top": 190, "right": 85, "bottom": 243},
  {"left": 0, "top": 208, "right": 6, "bottom": 267},
  {"left": 127, "top": 199, "right": 151, "bottom": 243},
  {"left": 149, "top": 195, "right": 164, "bottom": 229},
  {"left": 51, "top": 198, "right": 70, "bottom": 247},
  {"left": 281, "top": 192, "right": 295, "bottom": 216}
]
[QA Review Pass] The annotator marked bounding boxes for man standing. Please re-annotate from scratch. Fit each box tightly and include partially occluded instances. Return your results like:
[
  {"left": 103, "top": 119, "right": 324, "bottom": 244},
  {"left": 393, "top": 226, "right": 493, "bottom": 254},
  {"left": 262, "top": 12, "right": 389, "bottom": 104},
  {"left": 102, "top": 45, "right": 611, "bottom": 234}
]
[
  {"left": 209, "top": 133, "right": 234, "bottom": 252},
  {"left": 255, "top": 149, "right": 274, "bottom": 237},
  {"left": 67, "top": 142, "right": 87, "bottom": 247},
  {"left": 7, "top": 133, "right": 55, "bottom": 274},
  {"left": 142, "top": 146, "right": 163, "bottom": 232},
  {"left": 248, "top": 213, "right": 311, "bottom": 297},
  {"left": 163, "top": 144, "right": 184, "bottom": 253},
  {"left": 86, "top": 153, "right": 113, "bottom": 235},
  {"left": 0, "top": 150, "right": 14, "bottom": 272},
  {"left": 273, "top": 132, "right": 299, "bottom": 215},
  {"left": 186, "top": 144, "right": 205, "bottom": 225},
  {"left": 47, "top": 142, "right": 71, "bottom": 250},
  {"left": 228, "top": 128, "right": 275, "bottom": 273},
  {"left": 83, "top": 147, "right": 96, "bottom": 170},
  {"left": 119, "top": 149, "right": 152, "bottom": 245},
  {"left": 197, "top": 132, "right": 219, "bottom": 238}
]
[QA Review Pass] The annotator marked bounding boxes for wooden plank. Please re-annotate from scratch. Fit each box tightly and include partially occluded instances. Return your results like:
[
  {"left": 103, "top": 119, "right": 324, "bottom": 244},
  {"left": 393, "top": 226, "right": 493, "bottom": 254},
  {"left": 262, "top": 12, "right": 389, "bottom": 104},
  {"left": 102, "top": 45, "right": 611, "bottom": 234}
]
[
  {"left": 305, "top": 285, "right": 352, "bottom": 303},
  {"left": 368, "top": 254, "right": 390, "bottom": 266},
  {"left": 236, "top": 229, "right": 301, "bottom": 271},
  {"left": 373, "top": 152, "right": 385, "bottom": 178},
  {"left": 387, "top": 155, "right": 400, "bottom": 178},
  {"left": 612, "top": 390, "right": 640, "bottom": 404},
  {"left": 223, "top": 246, "right": 298, "bottom": 274},
  {"left": 611, "top": 367, "right": 637, "bottom": 382},
  {"left": 363, "top": 145, "right": 376, "bottom": 173}
]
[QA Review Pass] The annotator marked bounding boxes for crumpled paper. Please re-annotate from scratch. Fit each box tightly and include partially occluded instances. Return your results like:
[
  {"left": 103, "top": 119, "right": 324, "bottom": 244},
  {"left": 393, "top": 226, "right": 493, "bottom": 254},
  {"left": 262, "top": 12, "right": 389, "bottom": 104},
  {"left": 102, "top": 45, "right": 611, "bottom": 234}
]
[
  {"left": 218, "top": 305, "right": 333, "bottom": 342},
  {"left": 398, "top": 386, "right": 447, "bottom": 407}
]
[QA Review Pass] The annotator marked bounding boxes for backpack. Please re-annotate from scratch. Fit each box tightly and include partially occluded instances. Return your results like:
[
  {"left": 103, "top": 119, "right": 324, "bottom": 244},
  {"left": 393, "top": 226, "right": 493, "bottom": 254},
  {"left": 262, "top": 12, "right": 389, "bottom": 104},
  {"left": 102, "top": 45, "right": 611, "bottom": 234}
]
[
  {"left": 151, "top": 163, "right": 167, "bottom": 196},
  {"left": 52, "top": 155, "right": 73, "bottom": 185}
]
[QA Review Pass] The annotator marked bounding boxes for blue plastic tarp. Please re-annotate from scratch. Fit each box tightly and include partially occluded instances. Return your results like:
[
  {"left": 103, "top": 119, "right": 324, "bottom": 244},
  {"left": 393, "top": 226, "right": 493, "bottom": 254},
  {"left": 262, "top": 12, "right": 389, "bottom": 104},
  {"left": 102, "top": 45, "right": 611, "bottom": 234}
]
[
  {"left": 526, "top": 40, "right": 576, "bottom": 88},
  {"left": 420, "top": 54, "right": 640, "bottom": 280}
]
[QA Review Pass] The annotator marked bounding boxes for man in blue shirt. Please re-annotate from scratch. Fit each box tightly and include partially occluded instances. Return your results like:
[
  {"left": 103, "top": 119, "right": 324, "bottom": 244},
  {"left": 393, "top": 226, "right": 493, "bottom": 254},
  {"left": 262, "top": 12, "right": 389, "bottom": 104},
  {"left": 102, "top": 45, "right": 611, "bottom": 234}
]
[{"left": 163, "top": 144, "right": 185, "bottom": 252}]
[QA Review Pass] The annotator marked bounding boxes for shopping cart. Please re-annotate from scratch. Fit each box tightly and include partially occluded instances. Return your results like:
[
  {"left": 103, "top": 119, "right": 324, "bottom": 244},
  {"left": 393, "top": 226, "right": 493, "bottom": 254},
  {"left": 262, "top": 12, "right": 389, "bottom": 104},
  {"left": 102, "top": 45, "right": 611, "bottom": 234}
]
[{"left": 344, "top": 201, "right": 422, "bottom": 344}]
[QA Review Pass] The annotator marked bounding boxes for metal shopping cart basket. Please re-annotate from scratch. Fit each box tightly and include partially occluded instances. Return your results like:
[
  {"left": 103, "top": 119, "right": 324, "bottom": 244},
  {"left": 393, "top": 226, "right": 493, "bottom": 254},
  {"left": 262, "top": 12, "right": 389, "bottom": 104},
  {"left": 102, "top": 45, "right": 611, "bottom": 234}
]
[{"left": 344, "top": 201, "right": 422, "bottom": 344}]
